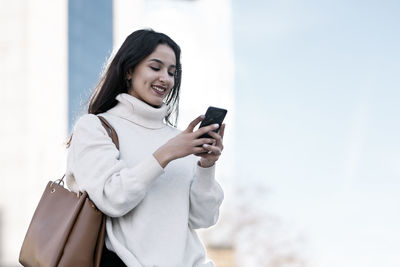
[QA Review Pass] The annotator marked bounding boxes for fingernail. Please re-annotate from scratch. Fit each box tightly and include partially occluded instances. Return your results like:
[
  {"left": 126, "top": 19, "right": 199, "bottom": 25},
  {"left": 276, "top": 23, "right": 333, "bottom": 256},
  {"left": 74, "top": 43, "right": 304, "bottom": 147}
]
[
  {"left": 213, "top": 124, "right": 219, "bottom": 128},
  {"left": 203, "top": 144, "right": 209, "bottom": 148},
  {"left": 200, "top": 115, "right": 205, "bottom": 119}
]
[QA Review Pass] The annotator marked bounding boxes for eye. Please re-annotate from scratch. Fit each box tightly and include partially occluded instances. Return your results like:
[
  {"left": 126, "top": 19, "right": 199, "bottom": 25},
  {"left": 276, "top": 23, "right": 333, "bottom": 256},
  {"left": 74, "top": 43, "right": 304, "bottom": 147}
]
[
  {"left": 168, "top": 71, "right": 175, "bottom": 77},
  {"left": 150, "top": 66, "right": 160, "bottom": 71}
]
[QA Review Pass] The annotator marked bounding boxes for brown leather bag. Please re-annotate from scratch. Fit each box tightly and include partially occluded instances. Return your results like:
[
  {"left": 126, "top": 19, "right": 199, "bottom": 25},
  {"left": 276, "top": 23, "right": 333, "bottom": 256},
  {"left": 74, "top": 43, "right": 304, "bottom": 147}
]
[{"left": 19, "top": 116, "right": 119, "bottom": 267}]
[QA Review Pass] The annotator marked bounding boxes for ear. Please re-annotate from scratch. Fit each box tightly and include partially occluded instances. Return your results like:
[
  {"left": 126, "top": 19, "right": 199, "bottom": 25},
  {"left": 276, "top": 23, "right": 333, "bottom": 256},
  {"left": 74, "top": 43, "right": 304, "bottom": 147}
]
[{"left": 126, "top": 69, "right": 133, "bottom": 80}]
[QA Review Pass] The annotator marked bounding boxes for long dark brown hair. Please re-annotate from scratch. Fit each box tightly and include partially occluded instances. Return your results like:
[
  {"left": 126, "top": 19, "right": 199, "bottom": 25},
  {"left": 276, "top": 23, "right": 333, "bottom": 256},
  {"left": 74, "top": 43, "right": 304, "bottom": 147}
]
[
  {"left": 88, "top": 29, "right": 182, "bottom": 126},
  {"left": 66, "top": 29, "right": 182, "bottom": 148}
]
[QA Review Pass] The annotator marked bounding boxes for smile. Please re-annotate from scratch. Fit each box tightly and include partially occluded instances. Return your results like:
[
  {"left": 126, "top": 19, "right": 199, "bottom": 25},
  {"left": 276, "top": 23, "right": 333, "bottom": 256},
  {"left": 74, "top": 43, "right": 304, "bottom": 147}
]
[{"left": 151, "top": 85, "right": 167, "bottom": 95}]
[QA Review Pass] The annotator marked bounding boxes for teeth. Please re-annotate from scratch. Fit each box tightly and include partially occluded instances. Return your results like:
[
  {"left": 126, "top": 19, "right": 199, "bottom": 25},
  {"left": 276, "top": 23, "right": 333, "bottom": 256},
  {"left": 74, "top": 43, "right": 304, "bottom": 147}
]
[{"left": 152, "top": 85, "right": 165, "bottom": 93}]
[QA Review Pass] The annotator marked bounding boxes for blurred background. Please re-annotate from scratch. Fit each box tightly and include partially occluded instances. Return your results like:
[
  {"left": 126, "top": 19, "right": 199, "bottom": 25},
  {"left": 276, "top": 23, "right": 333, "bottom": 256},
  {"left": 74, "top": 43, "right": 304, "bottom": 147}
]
[{"left": 1, "top": 0, "right": 399, "bottom": 266}]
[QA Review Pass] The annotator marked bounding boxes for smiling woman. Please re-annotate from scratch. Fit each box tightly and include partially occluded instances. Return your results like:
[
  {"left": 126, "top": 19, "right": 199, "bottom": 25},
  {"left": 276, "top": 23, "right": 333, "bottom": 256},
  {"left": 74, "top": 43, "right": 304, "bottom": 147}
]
[
  {"left": 88, "top": 29, "right": 182, "bottom": 126},
  {"left": 65, "top": 29, "right": 226, "bottom": 267},
  {"left": 127, "top": 44, "right": 177, "bottom": 107}
]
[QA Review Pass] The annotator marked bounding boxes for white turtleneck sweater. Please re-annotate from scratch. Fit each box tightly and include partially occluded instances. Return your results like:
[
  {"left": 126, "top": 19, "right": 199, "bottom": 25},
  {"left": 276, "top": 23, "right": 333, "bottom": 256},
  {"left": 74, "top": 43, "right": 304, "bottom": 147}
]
[{"left": 66, "top": 93, "right": 224, "bottom": 267}]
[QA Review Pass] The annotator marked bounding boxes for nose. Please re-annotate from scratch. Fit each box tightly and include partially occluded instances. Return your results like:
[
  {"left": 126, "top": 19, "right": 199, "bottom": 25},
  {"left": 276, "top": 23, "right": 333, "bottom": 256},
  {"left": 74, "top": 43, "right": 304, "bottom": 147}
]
[
  {"left": 158, "top": 71, "right": 170, "bottom": 83},
  {"left": 159, "top": 74, "right": 166, "bottom": 82}
]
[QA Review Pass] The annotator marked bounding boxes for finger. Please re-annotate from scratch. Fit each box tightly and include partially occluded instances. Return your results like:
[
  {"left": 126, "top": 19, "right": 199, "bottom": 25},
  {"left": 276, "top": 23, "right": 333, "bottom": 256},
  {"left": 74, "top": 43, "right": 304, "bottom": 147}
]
[
  {"left": 193, "top": 146, "right": 207, "bottom": 155},
  {"left": 193, "top": 123, "right": 219, "bottom": 138},
  {"left": 196, "top": 151, "right": 213, "bottom": 158},
  {"left": 219, "top": 123, "right": 226, "bottom": 139},
  {"left": 185, "top": 115, "right": 205, "bottom": 133},
  {"left": 202, "top": 144, "right": 222, "bottom": 155},
  {"left": 208, "top": 131, "right": 223, "bottom": 148},
  {"left": 197, "top": 153, "right": 212, "bottom": 158},
  {"left": 216, "top": 123, "right": 225, "bottom": 148},
  {"left": 194, "top": 151, "right": 208, "bottom": 157},
  {"left": 208, "top": 131, "right": 222, "bottom": 142},
  {"left": 192, "top": 138, "right": 215, "bottom": 147}
]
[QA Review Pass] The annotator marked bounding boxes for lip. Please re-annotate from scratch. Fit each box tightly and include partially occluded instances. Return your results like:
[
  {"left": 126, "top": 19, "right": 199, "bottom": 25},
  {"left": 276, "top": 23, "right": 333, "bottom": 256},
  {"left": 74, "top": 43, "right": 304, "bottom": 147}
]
[{"left": 151, "top": 84, "right": 167, "bottom": 96}]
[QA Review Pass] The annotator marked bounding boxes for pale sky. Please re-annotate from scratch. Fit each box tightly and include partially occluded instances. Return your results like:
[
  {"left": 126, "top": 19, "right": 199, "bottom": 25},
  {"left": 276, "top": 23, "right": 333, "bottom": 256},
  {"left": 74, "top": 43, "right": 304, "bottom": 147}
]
[{"left": 232, "top": 0, "right": 400, "bottom": 266}]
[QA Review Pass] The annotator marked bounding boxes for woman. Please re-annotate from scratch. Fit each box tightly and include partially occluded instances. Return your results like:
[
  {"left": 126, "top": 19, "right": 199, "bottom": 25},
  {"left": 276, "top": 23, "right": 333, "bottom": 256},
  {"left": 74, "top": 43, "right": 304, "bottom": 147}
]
[{"left": 66, "top": 29, "right": 225, "bottom": 267}]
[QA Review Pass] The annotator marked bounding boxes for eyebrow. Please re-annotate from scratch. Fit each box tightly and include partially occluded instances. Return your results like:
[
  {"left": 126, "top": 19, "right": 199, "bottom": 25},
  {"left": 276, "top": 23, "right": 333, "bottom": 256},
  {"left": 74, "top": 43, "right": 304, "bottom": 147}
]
[{"left": 149, "top": 58, "right": 176, "bottom": 68}]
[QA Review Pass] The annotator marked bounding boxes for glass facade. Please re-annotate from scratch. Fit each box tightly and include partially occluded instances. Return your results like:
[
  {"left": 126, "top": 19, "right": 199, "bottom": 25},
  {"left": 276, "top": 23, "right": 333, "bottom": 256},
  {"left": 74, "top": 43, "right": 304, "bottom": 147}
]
[{"left": 68, "top": 0, "right": 113, "bottom": 131}]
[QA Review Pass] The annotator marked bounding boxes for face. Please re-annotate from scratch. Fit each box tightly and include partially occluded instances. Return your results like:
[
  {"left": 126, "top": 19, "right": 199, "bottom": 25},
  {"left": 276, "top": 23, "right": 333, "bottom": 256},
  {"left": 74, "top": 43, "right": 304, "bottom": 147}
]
[{"left": 127, "top": 44, "right": 176, "bottom": 107}]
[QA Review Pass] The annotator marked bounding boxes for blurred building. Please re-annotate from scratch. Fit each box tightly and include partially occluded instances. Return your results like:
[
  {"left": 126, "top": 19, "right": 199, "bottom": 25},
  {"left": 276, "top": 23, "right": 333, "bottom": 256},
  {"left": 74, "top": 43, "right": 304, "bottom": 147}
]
[{"left": 0, "top": 0, "right": 68, "bottom": 265}]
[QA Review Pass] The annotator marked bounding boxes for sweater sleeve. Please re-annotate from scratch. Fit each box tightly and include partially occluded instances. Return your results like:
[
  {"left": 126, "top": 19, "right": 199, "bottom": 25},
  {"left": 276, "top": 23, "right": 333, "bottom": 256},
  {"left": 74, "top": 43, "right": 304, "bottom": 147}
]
[
  {"left": 188, "top": 163, "right": 224, "bottom": 229},
  {"left": 67, "top": 114, "right": 164, "bottom": 217}
]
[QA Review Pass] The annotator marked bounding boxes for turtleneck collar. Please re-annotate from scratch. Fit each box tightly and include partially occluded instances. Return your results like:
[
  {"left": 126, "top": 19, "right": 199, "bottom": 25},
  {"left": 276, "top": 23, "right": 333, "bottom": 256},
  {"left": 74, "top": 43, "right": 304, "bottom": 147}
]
[{"left": 106, "top": 93, "right": 167, "bottom": 129}]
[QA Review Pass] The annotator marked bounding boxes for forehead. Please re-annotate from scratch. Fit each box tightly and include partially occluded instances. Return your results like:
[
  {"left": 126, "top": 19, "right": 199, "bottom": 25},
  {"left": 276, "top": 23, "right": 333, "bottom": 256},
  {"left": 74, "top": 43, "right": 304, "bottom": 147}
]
[{"left": 146, "top": 44, "right": 176, "bottom": 66}]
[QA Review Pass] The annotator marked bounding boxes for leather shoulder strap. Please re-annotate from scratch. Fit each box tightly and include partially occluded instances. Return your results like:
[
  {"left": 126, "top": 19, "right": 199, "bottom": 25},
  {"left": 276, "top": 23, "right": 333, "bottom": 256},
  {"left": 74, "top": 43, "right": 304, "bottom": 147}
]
[{"left": 97, "top": 116, "right": 120, "bottom": 150}]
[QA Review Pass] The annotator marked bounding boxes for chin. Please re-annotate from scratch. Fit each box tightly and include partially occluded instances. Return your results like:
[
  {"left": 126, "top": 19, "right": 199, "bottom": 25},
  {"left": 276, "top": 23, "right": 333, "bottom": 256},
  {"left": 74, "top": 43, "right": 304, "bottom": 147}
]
[
  {"left": 150, "top": 104, "right": 162, "bottom": 108},
  {"left": 148, "top": 99, "right": 163, "bottom": 108}
]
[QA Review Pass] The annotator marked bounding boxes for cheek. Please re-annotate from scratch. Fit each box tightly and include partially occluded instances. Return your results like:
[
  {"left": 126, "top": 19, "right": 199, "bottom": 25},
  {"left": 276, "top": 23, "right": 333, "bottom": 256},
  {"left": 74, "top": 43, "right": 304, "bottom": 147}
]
[
  {"left": 137, "top": 68, "right": 153, "bottom": 82},
  {"left": 142, "top": 71, "right": 153, "bottom": 84},
  {"left": 169, "top": 77, "right": 175, "bottom": 89}
]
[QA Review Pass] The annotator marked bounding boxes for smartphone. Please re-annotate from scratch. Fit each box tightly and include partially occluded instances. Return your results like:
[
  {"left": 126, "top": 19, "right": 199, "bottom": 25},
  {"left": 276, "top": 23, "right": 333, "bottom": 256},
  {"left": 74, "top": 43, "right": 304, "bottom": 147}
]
[{"left": 198, "top": 106, "right": 227, "bottom": 139}]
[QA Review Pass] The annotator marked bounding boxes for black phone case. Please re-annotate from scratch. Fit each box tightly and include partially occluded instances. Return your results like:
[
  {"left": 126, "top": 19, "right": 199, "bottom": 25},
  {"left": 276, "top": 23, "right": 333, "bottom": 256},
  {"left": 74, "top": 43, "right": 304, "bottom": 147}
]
[{"left": 198, "top": 106, "right": 227, "bottom": 139}]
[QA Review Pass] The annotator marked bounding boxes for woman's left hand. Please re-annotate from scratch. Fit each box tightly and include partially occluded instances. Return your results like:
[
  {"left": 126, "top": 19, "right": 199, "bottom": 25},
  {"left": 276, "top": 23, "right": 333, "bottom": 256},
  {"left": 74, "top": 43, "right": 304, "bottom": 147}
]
[{"left": 197, "top": 124, "right": 225, "bottom": 168}]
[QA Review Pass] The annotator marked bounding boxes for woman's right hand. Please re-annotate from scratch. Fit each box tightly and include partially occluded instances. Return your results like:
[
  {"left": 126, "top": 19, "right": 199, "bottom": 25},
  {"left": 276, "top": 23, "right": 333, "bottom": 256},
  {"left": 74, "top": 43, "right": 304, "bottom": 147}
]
[{"left": 153, "top": 115, "right": 219, "bottom": 168}]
